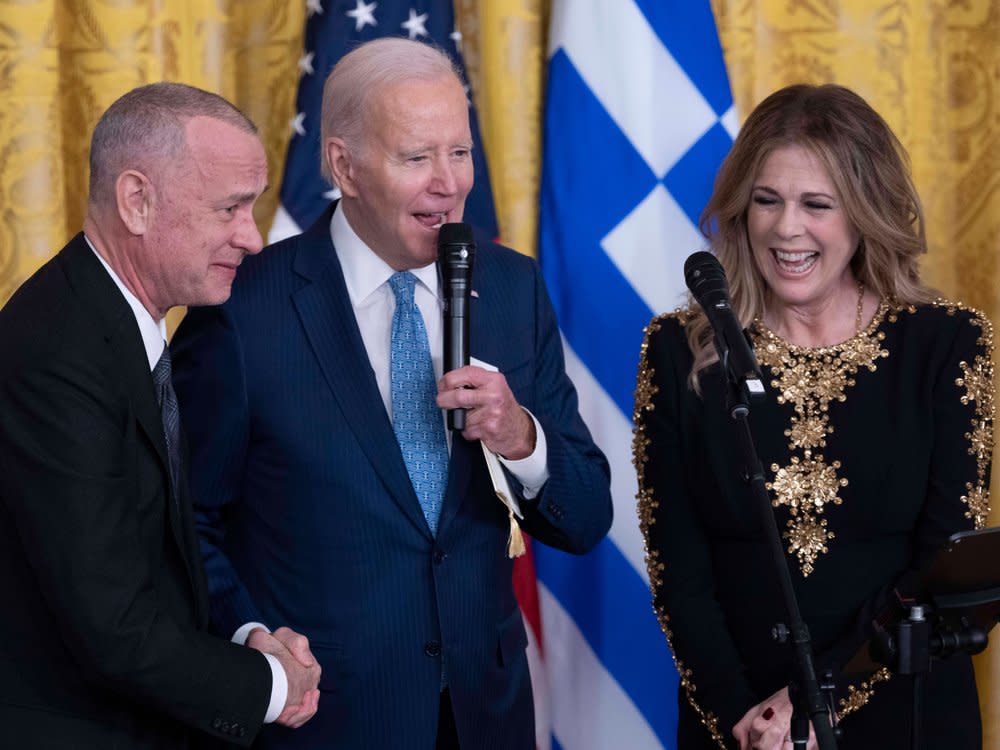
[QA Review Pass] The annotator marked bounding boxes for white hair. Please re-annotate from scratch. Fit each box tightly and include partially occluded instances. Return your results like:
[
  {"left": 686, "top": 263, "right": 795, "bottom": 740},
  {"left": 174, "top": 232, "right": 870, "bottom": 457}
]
[{"left": 319, "top": 37, "right": 463, "bottom": 182}]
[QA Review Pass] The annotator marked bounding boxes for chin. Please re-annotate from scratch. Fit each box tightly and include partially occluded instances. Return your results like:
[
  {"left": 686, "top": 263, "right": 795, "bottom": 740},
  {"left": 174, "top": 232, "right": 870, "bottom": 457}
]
[
  {"left": 195, "top": 286, "right": 235, "bottom": 308},
  {"left": 405, "top": 243, "right": 440, "bottom": 269}
]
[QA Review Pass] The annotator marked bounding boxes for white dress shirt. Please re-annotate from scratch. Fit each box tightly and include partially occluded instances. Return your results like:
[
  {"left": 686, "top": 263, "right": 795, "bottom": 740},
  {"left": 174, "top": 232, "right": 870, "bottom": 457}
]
[
  {"left": 86, "top": 237, "right": 287, "bottom": 724},
  {"left": 330, "top": 202, "right": 549, "bottom": 493}
]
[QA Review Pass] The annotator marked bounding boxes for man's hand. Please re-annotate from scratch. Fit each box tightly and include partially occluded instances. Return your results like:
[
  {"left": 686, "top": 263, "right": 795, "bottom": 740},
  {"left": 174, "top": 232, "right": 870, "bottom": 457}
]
[
  {"left": 437, "top": 365, "right": 535, "bottom": 459},
  {"left": 246, "top": 627, "right": 321, "bottom": 729}
]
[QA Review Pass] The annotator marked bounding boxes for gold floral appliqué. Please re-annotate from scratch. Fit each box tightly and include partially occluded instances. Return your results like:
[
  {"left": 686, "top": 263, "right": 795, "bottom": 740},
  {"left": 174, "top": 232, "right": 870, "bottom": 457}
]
[
  {"left": 753, "top": 302, "right": 890, "bottom": 576},
  {"left": 634, "top": 312, "right": 727, "bottom": 749},
  {"left": 951, "top": 304, "right": 995, "bottom": 528}
]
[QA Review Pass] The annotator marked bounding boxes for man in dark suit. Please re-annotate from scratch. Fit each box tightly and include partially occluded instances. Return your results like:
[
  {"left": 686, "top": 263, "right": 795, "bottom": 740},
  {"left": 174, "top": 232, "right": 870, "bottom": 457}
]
[
  {"left": 0, "top": 83, "right": 321, "bottom": 749},
  {"left": 171, "top": 38, "right": 613, "bottom": 750}
]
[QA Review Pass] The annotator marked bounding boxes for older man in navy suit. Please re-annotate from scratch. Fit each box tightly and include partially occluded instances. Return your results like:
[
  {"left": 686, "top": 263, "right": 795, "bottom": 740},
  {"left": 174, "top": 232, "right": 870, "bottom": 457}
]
[{"left": 172, "top": 38, "right": 613, "bottom": 750}]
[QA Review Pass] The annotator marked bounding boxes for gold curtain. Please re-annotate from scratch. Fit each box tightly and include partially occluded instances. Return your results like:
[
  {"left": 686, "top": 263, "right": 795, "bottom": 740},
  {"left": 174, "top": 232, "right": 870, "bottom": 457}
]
[
  {"left": 456, "top": 0, "right": 548, "bottom": 257},
  {"left": 0, "top": 0, "right": 304, "bottom": 305}
]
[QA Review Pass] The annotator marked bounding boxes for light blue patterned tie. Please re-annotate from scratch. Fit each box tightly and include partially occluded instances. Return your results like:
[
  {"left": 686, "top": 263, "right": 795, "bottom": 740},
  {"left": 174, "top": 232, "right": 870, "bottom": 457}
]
[{"left": 389, "top": 271, "right": 449, "bottom": 536}]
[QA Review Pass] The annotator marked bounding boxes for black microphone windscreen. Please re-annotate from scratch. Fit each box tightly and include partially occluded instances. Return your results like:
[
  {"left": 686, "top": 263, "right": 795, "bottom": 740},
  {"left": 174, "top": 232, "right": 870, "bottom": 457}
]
[
  {"left": 684, "top": 251, "right": 729, "bottom": 309},
  {"left": 438, "top": 222, "right": 475, "bottom": 247}
]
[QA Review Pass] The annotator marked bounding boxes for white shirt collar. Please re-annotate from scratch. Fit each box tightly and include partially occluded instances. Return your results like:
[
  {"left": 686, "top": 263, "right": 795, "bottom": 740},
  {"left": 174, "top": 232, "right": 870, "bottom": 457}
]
[
  {"left": 330, "top": 202, "right": 439, "bottom": 306},
  {"left": 85, "top": 235, "right": 168, "bottom": 371}
]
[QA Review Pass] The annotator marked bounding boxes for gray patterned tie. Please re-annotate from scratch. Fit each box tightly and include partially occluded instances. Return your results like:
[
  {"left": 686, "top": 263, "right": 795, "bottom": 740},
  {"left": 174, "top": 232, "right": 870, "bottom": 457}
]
[
  {"left": 389, "top": 271, "right": 449, "bottom": 536},
  {"left": 152, "top": 344, "right": 181, "bottom": 506}
]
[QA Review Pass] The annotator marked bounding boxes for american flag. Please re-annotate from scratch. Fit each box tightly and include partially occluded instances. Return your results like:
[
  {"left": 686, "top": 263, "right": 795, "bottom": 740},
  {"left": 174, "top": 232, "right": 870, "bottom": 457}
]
[
  {"left": 269, "top": 0, "right": 497, "bottom": 243},
  {"left": 535, "top": 1, "right": 736, "bottom": 748}
]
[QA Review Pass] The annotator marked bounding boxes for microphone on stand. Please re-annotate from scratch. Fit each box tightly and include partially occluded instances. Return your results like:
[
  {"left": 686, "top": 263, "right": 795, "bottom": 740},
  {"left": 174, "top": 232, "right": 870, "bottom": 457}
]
[
  {"left": 439, "top": 223, "right": 476, "bottom": 430},
  {"left": 683, "top": 251, "right": 765, "bottom": 402}
]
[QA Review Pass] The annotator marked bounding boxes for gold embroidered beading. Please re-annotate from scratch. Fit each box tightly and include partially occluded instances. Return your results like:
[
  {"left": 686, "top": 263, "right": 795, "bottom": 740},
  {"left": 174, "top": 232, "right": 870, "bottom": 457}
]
[
  {"left": 753, "top": 299, "right": 891, "bottom": 576},
  {"left": 944, "top": 301, "right": 995, "bottom": 528},
  {"left": 839, "top": 668, "right": 892, "bottom": 717},
  {"left": 634, "top": 312, "right": 726, "bottom": 749},
  {"left": 633, "top": 301, "right": 993, "bottom": 739}
]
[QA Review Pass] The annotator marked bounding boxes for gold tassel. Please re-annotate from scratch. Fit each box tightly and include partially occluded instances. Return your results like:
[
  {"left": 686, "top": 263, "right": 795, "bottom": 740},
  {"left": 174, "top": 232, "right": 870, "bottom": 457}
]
[{"left": 507, "top": 507, "right": 525, "bottom": 558}]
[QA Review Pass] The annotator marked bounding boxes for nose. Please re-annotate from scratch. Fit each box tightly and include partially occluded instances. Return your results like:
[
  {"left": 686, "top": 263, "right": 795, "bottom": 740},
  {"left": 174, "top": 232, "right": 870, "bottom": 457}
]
[
  {"left": 234, "top": 208, "right": 264, "bottom": 255},
  {"left": 774, "top": 203, "right": 803, "bottom": 240},
  {"left": 429, "top": 157, "right": 458, "bottom": 196}
]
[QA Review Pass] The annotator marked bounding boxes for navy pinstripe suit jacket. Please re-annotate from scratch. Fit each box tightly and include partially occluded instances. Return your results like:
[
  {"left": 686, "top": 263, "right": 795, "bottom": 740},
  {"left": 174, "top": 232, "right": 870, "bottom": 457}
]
[{"left": 172, "top": 205, "right": 612, "bottom": 750}]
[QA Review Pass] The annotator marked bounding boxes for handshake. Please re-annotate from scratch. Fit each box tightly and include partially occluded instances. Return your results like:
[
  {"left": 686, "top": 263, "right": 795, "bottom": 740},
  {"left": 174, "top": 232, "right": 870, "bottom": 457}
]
[{"left": 247, "top": 626, "right": 323, "bottom": 728}]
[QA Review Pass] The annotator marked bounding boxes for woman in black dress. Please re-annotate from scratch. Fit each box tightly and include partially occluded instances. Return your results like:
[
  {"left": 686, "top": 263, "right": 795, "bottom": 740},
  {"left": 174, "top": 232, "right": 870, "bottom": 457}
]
[{"left": 634, "top": 84, "right": 994, "bottom": 749}]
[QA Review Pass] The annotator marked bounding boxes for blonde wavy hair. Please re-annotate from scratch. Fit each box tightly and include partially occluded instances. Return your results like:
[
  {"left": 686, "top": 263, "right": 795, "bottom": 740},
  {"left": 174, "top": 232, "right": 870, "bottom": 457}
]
[{"left": 686, "top": 83, "right": 936, "bottom": 391}]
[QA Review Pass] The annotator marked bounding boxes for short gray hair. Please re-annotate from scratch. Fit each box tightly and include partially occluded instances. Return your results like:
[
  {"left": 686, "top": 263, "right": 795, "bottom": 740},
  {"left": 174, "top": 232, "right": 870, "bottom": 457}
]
[
  {"left": 319, "top": 37, "right": 463, "bottom": 183},
  {"left": 88, "top": 82, "right": 257, "bottom": 207}
]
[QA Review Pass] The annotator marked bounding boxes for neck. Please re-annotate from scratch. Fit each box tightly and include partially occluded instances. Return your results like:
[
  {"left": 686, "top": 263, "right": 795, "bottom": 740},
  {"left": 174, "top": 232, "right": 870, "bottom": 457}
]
[
  {"left": 764, "top": 279, "right": 874, "bottom": 348},
  {"left": 83, "top": 212, "right": 166, "bottom": 322}
]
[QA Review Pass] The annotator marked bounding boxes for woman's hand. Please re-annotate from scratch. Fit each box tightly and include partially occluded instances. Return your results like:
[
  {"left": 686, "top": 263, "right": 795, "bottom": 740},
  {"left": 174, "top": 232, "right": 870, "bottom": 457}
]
[{"left": 732, "top": 687, "right": 817, "bottom": 750}]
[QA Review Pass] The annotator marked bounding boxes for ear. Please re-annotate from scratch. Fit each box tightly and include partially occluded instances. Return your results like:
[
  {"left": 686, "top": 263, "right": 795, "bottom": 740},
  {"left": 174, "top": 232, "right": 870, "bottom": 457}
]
[
  {"left": 116, "top": 170, "right": 152, "bottom": 236},
  {"left": 326, "top": 137, "right": 359, "bottom": 198}
]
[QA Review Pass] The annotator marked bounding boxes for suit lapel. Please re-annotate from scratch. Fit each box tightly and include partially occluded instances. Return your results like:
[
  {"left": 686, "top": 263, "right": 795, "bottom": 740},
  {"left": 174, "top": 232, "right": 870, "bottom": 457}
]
[
  {"left": 437, "top": 434, "right": 473, "bottom": 536},
  {"left": 61, "top": 237, "right": 172, "bottom": 478},
  {"left": 60, "top": 236, "right": 204, "bottom": 605},
  {"left": 290, "top": 209, "right": 434, "bottom": 539}
]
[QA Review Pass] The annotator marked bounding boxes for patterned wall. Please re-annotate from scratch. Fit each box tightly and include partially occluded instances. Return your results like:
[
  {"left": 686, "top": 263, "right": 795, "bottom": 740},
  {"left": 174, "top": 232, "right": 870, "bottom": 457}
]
[
  {"left": 455, "top": 0, "right": 547, "bottom": 256},
  {"left": 0, "top": 0, "right": 304, "bottom": 303}
]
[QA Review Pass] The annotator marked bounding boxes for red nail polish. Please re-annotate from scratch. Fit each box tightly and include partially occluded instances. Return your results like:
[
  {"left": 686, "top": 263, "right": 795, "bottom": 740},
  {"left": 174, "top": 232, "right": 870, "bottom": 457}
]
[{"left": 762, "top": 707, "right": 774, "bottom": 721}]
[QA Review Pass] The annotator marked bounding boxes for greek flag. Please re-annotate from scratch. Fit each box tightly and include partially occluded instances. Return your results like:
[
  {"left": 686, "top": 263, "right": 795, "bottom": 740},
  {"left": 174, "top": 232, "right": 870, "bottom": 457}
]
[{"left": 535, "top": 2, "right": 737, "bottom": 748}]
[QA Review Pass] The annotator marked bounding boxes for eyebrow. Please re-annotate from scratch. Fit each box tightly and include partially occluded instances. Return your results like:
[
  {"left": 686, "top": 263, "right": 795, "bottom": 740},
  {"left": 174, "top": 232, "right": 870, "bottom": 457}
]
[
  {"left": 221, "top": 185, "right": 270, "bottom": 205},
  {"left": 400, "top": 143, "right": 474, "bottom": 157},
  {"left": 752, "top": 185, "right": 835, "bottom": 200}
]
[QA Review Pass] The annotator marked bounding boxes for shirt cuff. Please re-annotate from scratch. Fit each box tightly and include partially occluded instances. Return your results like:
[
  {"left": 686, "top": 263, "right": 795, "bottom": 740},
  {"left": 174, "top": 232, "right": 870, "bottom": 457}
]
[
  {"left": 498, "top": 409, "right": 549, "bottom": 498},
  {"left": 232, "top": 622, "right": 287, "bottom": 724},
  {"left": 261, "top": 653, "right": 288, "bottom": 724},
  {"left": 232, "top": 621, "right": 269, "bottom": 646}
]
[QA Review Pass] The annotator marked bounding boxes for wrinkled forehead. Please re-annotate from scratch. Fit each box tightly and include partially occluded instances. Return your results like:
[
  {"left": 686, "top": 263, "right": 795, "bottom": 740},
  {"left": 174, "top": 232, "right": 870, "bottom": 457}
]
[{"left": 365, "top": 73, "right": 469, "bottom": 127}]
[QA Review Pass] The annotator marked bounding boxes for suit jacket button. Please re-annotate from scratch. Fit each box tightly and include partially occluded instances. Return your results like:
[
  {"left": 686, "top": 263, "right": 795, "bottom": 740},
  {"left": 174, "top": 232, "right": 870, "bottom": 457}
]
[
  {"left": 211, "top": 718, "right": 223, "bottom": 730},
  {"left": 220, "top": 721, "right": 231, "bottom": 733},
  {"left": 433, "top": 549, "right": 446, "bottom": 564},
  {"left": 424, "top": 640, "right": 441, "bottom": 657}
]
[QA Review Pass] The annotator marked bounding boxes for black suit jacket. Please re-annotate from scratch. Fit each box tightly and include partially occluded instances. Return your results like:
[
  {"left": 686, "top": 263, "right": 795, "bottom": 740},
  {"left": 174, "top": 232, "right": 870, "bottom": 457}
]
[{"left": 0, "top": 235, "right": 272, "bottom": 749}]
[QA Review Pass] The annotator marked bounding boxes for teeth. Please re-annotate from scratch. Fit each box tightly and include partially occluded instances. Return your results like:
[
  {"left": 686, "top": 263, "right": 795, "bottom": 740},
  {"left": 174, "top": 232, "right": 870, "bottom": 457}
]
[
  {"left": 775, "top": 250, "right": 815, "bottom": 262},
  {"left": 774, "top": 249, "right": 818, "bottom": 273}
]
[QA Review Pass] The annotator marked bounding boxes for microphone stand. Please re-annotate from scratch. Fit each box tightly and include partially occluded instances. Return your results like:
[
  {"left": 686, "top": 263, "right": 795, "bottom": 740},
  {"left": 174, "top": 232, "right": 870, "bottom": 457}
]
[{"left": 716, "top": 337, "right": 839, "bottom": 750}]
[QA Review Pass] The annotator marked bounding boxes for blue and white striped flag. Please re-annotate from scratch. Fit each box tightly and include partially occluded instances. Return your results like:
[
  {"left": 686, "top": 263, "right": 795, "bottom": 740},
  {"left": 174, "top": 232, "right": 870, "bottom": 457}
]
[
  {"left": 535, "top": 2, "right": 737, "bottom": 748},
  {"left": 270, "top": 0, "right": 498, "bottom": 244}
]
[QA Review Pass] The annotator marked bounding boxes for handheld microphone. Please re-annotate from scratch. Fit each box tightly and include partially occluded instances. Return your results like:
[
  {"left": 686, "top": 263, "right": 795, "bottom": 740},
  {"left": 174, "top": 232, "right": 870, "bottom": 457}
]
[
  {"left": 439, "top": 223, "right": 476, "bottom": 430},
  {"left": 683, "top": 251, "right": 765, "bottom": 403}
]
